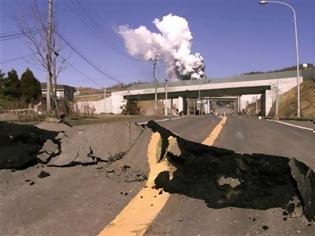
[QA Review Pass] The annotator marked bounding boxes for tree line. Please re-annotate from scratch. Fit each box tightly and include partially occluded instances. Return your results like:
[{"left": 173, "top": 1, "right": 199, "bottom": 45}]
[{"left": 0, "top": 68, "right": 42, "bottom": 109}]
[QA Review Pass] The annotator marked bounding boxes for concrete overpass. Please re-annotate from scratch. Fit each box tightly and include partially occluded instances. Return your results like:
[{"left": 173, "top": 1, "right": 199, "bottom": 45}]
[
  {"left": 75, "top": 70, "right": 303, "bottom": 116},
  {"left": 119, "top": 70, "right": 302, "bottom": 115}
]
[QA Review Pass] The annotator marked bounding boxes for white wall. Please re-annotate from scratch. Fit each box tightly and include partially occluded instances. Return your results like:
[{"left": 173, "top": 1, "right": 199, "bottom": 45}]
[
  {"left": 56, "top": 91, "right": 64, "bottom": 99},
  {"left": 75, "top": 96, "right": 113, "bottom": 114},
  {"left": 111, "top": 92, "right": 125, "bottom": 114},
  {"left": 240, "top": 95, "right": 262, "bottom": 111},
  {"left": 177, "top": 97, "right": 184, "bottom": 113}
]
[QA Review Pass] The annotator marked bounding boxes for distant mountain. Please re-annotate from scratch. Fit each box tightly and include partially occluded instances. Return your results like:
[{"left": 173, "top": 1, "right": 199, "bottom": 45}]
[
  {"left": 244, "top": 63, "right": 315, "bottom": 75},
  {"left": 75, "top": 87, "right": 103, "bottom": 95}
]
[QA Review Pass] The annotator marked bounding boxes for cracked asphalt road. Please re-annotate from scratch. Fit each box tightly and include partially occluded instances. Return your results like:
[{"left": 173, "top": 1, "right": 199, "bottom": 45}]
[
  {"left": 0, "top": 116, "right": 219, "bottom": 236},
  {"left": 146, "top": 117, "right": 315, "bottom": 236},
  {"left": 1, "top": 116, "right": 314, "bottom": 236}
]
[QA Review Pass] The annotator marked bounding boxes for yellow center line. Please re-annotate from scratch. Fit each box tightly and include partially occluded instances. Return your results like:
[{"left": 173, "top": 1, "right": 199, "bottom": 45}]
[
  {"left": 98, "top": 117, "right": 227, "bottom": 236},
  {"left": 202, "top": 116, "right": 227, "bottom": 146}
]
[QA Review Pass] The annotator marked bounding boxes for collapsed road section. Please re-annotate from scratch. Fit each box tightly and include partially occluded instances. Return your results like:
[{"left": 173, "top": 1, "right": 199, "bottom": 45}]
[
  {"left": 0, "top": 121, "right": 149, "bottom": 182},
  {"left": 1, "top": 119, "right": 315, "bottom": 225},
  {"left": 146, "top": 120, "right": 315, "bottom": 222},
  {"left": 0, "top": 121, "right": 60, "bottom": 169}
]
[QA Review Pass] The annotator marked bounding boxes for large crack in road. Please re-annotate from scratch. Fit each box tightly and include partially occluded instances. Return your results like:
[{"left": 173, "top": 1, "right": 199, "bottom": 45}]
[
  {"left": 0, "top": 121, "right": 148, "bottom": 183},
  {"left": 146, "top": 120, "right": 315, "bottom": 222},
  {"left": 2, "top": 119, "right": 315, "bottom": 224}
]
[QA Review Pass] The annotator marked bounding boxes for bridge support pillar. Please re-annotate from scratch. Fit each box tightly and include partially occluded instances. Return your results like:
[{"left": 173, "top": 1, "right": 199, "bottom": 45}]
[
  {"left": 178, "top": 96, "right": 187, "bottom": 115},
  {"left": 261, "top": 90, "right": 273, "bottom": 116},
  {"left": 237, "top": 97, "right": 241, "bottom": 113}
]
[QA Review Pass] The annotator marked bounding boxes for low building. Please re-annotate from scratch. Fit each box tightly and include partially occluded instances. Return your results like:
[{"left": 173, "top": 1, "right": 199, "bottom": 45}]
[{"left": 41, "top": 83, "right": 76, "bottom": 101}]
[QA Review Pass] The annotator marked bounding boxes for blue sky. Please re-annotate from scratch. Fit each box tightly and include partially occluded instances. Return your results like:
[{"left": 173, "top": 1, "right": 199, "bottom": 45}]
[{"left": 0, "top": 0, "right": 314, "bottom": 88}]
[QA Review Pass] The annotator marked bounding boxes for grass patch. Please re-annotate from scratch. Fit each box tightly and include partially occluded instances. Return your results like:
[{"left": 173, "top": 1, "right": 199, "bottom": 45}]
[{"left": 278, "top": 80, "right": 315, "bottom": 119}]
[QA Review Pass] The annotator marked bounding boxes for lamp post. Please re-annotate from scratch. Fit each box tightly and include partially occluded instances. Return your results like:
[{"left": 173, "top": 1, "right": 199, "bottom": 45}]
[
  {"left": 164, "top": 79, "right": 168, "bottom": 116},
  {"left": 259, "top": 0, "right": 301, "bottom": 117}
]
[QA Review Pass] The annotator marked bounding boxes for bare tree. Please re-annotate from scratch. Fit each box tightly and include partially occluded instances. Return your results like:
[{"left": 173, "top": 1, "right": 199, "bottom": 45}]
[{"left": 17, "top": 0, "right": 68, "bottom": 102}]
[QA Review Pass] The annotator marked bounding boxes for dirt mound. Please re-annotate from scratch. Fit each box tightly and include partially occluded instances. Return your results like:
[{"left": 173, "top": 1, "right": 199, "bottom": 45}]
[{"left": 147, "top": 120, "right": 315, "bottom": 222}]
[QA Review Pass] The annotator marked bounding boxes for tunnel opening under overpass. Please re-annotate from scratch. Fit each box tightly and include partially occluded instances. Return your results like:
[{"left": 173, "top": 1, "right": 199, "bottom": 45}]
[{"left": 124, "top": 85, "right": 271, "bottom": 116}]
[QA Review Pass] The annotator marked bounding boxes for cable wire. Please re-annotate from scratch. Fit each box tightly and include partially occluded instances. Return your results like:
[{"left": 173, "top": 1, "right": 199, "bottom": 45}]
[
  {"left": 64, "top": 0, "right": 145, "bottom": 63},
  {"left": 0, "top": 53, "right": 36, "bottom": 64},
  {"left": 59, "top": 55, "right": 104, "bottom": 88},
  {"left": 55, "top": 31, "right": 123, "bottom": 85},
  {"left": 0, "top": 29, "right": 43, "bottom": 41}
]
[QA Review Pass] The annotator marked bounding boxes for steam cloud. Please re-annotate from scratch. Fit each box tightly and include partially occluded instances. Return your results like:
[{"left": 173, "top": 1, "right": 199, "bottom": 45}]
[{"left": 118, "top": 14, "right": 206, "bottom": 80}]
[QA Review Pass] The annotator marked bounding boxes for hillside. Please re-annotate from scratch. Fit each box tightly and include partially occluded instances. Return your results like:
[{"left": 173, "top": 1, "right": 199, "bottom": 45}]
[
  {"left": 75, "top": 87, "right": 103, "bottom": 95},
  {"left": 277, "top": 80, "right": 315, "bottom": 118}
]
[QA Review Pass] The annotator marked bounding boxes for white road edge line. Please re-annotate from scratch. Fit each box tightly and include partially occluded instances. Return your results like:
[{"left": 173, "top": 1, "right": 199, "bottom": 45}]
[
  {"left": 136, "top": 116, "right": 183, "bottom": 126},
  {"left": 268, "top": 119, "right": 315, "bottom": 133}
]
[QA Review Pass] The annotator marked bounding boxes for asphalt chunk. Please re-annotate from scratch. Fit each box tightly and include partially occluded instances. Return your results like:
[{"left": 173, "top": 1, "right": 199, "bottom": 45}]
[
  {"left": 38, "top": 171, "right": 50, "bottom": 178},
  {"left": 262, "top": 225, "right": 269, "bottom": 230}
]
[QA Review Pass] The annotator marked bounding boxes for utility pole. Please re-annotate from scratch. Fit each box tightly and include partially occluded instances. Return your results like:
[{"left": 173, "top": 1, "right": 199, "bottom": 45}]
[
  {"left": 153, "top": 55, "right": 159, "bottom": 114},
  {"left": 198, "top": 86, "right": 201, "bottom": 115},
  {"left": 46, "top": 0, "right": 53, "bottom": 114},
  {"left": 164, "top": 79, "right": 168, "bottom": 116},
  {"left": 104, "top": 87, "right": 107, "bottom": 113}
]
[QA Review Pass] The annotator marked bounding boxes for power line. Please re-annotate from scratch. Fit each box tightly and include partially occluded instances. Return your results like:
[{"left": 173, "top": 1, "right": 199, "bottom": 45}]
[
  {"left": 58, "top": 54, "right": 104, "bottom": 87},
  {"left": 64, "top": 0, "right": 145, "bottom": 63},
  {"left": 55, "top": 31, "right": 123, "bottom": 84},
  {"left": 0, "top": 53, "right": 35, "bottom": 64},
  {"left": 0, "top": 34, "right": 30, "bottom": 42},
  {"left": 0, "top": 29, "right": 43, "bottom": 41}
]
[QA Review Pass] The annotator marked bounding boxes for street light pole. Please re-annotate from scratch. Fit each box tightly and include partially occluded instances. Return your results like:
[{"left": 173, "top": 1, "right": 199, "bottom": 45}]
[
  {"left": 153, "top": 55, "right": 159, "bottom": 115},
  {"left": 274, "top": 79, "right": 280, "bottom": 118},
  {"left": 259, "top": 0, "right": 301, "bottom": 117},
  {"left": 198, "top": 85, "right": 201, "bottom": 115}
]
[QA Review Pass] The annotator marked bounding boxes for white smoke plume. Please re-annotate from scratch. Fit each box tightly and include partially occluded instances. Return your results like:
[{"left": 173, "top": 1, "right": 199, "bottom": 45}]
[{"left": 118, "top": 14, "right": 206, "bottom": 80}]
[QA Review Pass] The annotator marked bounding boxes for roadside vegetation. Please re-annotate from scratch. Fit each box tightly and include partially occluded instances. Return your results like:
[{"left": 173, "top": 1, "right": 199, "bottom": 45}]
[
  {"left": 278, "top": 80, "right": 315, "bottom": 119},
  {"left": 0, "top": 69, "right": 42, "bottom": 109},
  {"left": 246, "top": 80, "right": 315, "bottom": 120},
  {"left": 121, "top": 100, "right": 141, "bottom": 115}
]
